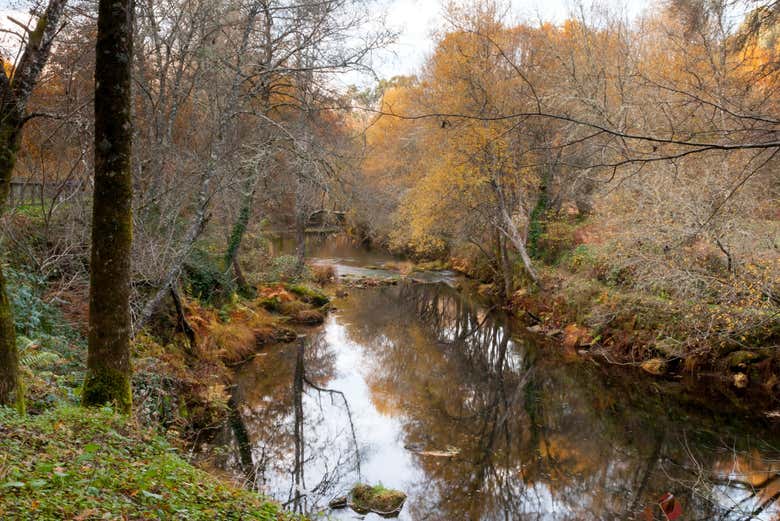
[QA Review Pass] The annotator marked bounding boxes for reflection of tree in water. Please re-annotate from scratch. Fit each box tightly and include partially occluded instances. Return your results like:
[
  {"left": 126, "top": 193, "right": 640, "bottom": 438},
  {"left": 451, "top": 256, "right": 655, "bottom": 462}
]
[
  {"left": 343, "top": 283, "right": 780, "bottom": 521},
  {"left": 226, "top": 333, "right": 360, "bottom": 516}
]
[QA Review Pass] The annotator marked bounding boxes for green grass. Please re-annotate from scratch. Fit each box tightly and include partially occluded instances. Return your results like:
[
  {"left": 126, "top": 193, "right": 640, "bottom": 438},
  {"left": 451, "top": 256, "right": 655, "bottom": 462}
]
[{"left": 0, "top": 406, "right": 299, "bottom": 520}]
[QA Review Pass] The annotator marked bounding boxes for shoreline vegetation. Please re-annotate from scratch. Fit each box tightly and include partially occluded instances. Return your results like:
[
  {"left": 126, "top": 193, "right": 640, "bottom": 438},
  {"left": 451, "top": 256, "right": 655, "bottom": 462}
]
[
  {"left": 0, "top": 0, "right": 777, "bottom": 517},
  {"left": 373, "top": 248, "right": 779, "bottom": 402}
]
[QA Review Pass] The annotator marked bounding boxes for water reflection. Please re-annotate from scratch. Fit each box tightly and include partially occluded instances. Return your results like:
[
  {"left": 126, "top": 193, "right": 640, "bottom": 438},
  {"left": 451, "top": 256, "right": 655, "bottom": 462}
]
[{"left": 230, "top": 282, "right": 780, "bottom": 520}]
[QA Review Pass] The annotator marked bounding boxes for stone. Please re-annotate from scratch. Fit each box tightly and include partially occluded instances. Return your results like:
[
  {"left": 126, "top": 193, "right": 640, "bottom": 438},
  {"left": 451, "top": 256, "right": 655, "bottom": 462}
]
[
  {"left": 641, "top": 358, "right": 667, "bottom": 376},
  {"left": 733, "top": 372, "right": 749, "bottom": 389},
  {"left": 727, "top": 350, "right": 765, "bottom": 370}
]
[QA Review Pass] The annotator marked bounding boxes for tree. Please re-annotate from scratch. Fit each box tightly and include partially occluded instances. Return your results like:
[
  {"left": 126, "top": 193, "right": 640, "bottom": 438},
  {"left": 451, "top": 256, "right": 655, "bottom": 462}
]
[
  {"left": 82, "top": 0, "right": 134, "bottom": 412},
  {"left": 0, "top": 0, "right": 69, "bottom": 409}
]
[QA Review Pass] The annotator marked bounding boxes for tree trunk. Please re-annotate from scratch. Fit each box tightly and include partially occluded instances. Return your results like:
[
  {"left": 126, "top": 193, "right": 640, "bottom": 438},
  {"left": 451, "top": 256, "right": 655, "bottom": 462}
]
[
  {"left": 83, "top": 0, "right": 134, "bottom": 413},
  {"left": 499, "top": 210, "right": 542, "bottom": 289},
  {"left": 0, "top": 265, "right": 21, "bottom": 410},
  {"left": 0, "top": 0, "right": 68, "bottom": 410},
  {"left": 224, "top": 177, "right": 257, "bottom": 293},
  {"left": 499, "top": 232, "right": 514, "bottom": 298},
  {"left": 491, "top": 180, "right": 542, "bottom": 289},
  {"left": 0, "top": 118, "right": 22, "bottom": 409},
  {"left": 295, "top": 212, "right": 306, "bottom": 275}
]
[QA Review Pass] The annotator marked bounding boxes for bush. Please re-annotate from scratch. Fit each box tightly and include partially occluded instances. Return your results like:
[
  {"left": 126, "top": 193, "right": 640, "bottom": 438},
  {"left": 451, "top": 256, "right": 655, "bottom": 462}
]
[
  {"left": 6, "top": 267, "right": 55, "bottom": 337},
  {"left": 263, "top": 255, "right": 309, "bottom": 283},
  {"left": 535, "top": 220, "right": 578, "bottom": 265},
  {"left": 183, "top": 248, "right": 235, "bottom": 303},
  {"left": 563, "top": 244, "right": 596, "bottom": 272}
]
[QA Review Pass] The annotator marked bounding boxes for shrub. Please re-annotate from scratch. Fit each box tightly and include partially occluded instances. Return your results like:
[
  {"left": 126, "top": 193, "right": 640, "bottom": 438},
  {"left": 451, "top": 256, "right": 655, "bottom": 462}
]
[
  {"left": 183, "top": 248, "right": 235, "bottom": 303},
  {"left": 563, "top": 244, "right": 596, "bottom": 272},
  {"left": 263, "top": 255, "right": 309, "bottom": 282}
]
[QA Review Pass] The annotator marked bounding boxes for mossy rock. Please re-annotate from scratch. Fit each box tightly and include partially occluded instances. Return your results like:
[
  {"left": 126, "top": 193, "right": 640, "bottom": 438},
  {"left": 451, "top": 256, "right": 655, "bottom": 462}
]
[
  {"left": 349, "top": 484, "right": 406, "bottom": 517},
  {"left": 727, "top": 350, "right": 768, "bottom": 371},
  {"left": 292, "top": 309, "right": 325, "bottom": 325},
  {"left": 285, "top": 284, "right": 330, "bottom": 307},
  {"left": 274, "top": 327, "right": 297, "bottom": 343},
  {"left": 641, "top": 358, "right": 667, "bottom": 377}
]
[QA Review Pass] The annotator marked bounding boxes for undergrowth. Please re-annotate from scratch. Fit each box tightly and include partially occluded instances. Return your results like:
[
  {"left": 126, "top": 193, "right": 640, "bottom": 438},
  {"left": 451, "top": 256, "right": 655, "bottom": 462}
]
[{"left": 0, "top": 406, "right": 300, "bottom": 520}]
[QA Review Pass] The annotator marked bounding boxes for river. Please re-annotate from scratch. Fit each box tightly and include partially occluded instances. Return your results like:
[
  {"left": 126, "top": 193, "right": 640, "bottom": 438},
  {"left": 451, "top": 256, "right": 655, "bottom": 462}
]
[{"left": 221, "top": 234, "right": 780, "bottom": 520}]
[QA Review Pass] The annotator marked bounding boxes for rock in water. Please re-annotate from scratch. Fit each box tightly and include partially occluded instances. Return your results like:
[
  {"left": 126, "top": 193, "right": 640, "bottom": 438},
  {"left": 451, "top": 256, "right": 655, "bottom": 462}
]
[
  {"left": 350, "top": 483, "right": 407, "bottom": 517},
  {"left": 641, "top": 358, "right": 667, "bottom": 376},
  {"left": 733, "top": 372, "right": 749, "bottom": 389}
]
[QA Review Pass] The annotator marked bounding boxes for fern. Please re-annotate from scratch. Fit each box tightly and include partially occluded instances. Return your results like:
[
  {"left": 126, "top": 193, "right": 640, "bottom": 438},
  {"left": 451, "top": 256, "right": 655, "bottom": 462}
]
[{"left": 16, "top": 335, "right": 62, "bottom": 370}]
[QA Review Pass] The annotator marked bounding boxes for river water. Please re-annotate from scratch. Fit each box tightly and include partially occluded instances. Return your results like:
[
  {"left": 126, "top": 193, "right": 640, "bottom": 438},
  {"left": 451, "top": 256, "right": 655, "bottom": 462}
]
[{"left": 225, "top": 234, "right": 780, "bottom": 520}]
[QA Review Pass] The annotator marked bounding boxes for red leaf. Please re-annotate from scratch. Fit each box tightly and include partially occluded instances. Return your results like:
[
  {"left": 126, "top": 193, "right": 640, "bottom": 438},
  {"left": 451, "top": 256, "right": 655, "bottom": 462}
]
[{"left": 659, "top": 493, "right": 683, "bottom": 520}]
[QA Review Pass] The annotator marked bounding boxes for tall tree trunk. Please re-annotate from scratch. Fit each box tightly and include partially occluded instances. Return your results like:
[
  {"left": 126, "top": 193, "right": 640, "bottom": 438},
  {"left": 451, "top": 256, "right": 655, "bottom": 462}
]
[
  {"left": 224, "top": 175, "right": 258, "bottom": 293},
  {"left": 83, "top": 0, "right": 135, "bottom": 413},
  {"left": 0, "top": 264, "right": 21, "bottom": 410},
  {"left": 0, "top": 0, "right": 68, "bottom": 409},
  {"left": 294, "top": 169, "right": 308, "bottom": 275},
  {"left": 0, "top": 119, "right": 22, "bottom": 409}
]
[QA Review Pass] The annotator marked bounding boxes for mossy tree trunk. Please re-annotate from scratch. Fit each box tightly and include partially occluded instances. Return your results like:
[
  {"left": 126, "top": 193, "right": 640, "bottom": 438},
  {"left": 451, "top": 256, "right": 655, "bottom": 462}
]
[
  {"left": 224, "top": 177, "right": 256, "bottom": 293},
  {"left": 83, "top": 0, "right": 134, "bottom": 414},
  {"left": 0, "top": 0, "right": 68, "bottom": 409},
  {"left": 0, "top": 259, "right": 20, "bottom": 409},
  {"left": 0, "top": 118, "right": 22, "bottom": 409}
]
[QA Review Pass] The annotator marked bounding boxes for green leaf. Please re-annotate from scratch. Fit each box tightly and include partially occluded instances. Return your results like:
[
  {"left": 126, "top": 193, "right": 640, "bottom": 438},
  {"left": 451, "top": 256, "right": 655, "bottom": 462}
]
[
  {"left": 2, "top": 481, "right": 26, "bottom": 489},
  {"left": 83, "top": 443, "right": 100, "bottom": 454},
  {"left": 28, "top": 479, "right": 48, "bottom": 489},
  {"left": 141, "top": 490, "right": 164, "bottom": 500}
]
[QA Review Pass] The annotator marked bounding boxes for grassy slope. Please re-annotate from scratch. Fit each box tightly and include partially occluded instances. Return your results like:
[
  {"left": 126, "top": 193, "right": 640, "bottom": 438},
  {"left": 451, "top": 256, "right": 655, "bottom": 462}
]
[{"left": 0, "top": 406, "right": 297, "bottom": 521}]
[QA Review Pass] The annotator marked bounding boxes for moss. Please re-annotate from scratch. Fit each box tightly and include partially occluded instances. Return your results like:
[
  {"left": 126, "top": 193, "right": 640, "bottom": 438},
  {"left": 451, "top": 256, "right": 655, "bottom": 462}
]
[
  {"left": 285, "top": 284, "right": 330, "bottom": 307},
  {"left": 0, "top": 406, "right": 302, "bottom": 520},
  {"left": 82, "top": 366, "right": 132, "bottom": 414},
  {"left": 350, "top": 483, "right": 407, "bottom": 515},
  {"left": 727, "top": 350, "right": 768, "bottom": 371}
]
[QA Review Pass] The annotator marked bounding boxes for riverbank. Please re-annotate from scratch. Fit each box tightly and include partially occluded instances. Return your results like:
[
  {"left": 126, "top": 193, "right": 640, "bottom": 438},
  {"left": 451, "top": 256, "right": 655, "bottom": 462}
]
[
  {"left": 1, "top": 261, "right": 331, "bottom": 519},
  {"left": 359, "top": 241, "right": 779, "bottom": 403},
  {"left": 0, "top": 406, "right": 302, "bottom": 520}
]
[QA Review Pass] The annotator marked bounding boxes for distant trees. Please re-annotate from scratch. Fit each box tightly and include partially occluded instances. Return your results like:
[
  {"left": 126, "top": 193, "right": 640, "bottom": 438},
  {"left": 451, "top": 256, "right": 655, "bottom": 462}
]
[
  {"left": 0, "top": 0, "right": 68, "bottom": 409},
  {"left": 354, "top": 0, "right": 778, "bottom": 315},
  {"left": 82, "top": 0, "right": 135, "bottom": 412}
]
